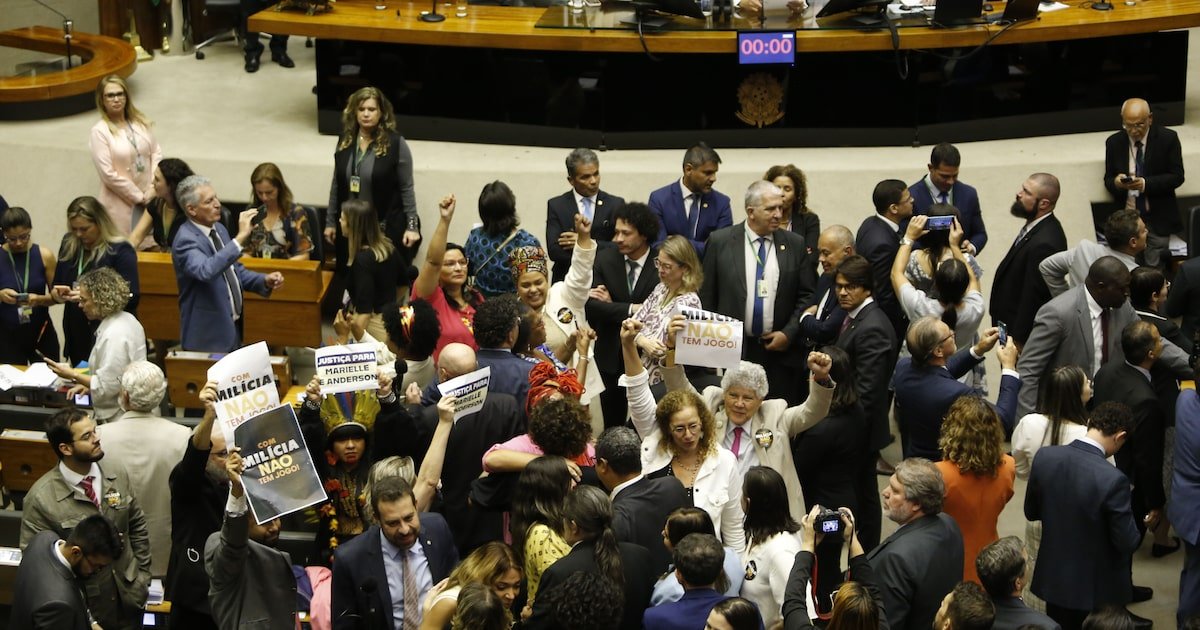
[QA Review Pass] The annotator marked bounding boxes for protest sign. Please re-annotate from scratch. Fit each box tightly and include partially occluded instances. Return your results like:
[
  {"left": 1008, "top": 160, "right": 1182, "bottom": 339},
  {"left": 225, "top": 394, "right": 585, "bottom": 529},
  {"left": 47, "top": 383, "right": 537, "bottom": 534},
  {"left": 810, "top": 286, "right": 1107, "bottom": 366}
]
[
  {"left": 208, "top": 342, "right": 280, "bottom": 443},
  {"left": 234, "top": 404, "right": 327, "bottom": 524},
  {"left": 436, "top": 366, "right": 491, "bottom": 420},
  {"left": 314, "top": 343, "right": 378, "bottom": 394},
  {"left": 673, "top": 307, "right": 743, "bottom": 369}
]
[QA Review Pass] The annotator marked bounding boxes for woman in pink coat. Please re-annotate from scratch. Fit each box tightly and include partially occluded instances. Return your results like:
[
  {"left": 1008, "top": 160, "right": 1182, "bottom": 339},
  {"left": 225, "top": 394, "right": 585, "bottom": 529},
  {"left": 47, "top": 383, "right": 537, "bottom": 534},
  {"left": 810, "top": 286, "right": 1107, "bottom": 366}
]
[{"left": 89, "top": 75, "right": 162, "bottom": 235}]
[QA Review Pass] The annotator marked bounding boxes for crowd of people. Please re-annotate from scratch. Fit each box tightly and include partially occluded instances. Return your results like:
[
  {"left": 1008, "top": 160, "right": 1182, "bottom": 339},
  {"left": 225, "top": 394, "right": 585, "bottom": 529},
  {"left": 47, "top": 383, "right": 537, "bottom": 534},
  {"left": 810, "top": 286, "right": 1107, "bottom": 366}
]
[{"left": 3, "top": 84, "right": 1200, "bottom": 630}]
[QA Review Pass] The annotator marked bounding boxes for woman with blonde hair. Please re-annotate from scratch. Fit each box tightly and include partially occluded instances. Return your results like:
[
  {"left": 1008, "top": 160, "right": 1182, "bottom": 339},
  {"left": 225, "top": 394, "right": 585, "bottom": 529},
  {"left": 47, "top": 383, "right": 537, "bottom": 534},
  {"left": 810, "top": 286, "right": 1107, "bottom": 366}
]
[
  {"left": 247, "top": 162, "right": 315, "bottom": 261},
  {"left": 421, "top": 542, "right": 522, "bottom": 630},
  {"left": 327, "top": 87, "right": 420, "bottom": 271},
  {"left": 632, "top": 235, "right": 703, "bottom": 384},
  {"left": 935, "top": 395, "right": 1016, "bottom": 584},
  {"left": 449, "top": 583, "right": 511, "bottom": 630},
  {"left": 51, "top": 196, "right": 139, "bottom": 364},
  {"left": 89, "top": 75, "right": 162, "bottom": 235},
  {"left": 340, "top": 199, "right": 402, "bottom": 342}
]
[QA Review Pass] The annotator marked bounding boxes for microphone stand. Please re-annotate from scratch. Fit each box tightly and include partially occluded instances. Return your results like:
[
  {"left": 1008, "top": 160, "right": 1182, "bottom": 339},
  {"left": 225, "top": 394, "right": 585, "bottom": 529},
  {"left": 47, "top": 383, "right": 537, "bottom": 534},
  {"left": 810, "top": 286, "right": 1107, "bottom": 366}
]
[
  {"left": 30, "top": 0, "right": 74, "bottom": 69},
  {"left": 420, "top": 0, "right": 447, "bottom": 22}
]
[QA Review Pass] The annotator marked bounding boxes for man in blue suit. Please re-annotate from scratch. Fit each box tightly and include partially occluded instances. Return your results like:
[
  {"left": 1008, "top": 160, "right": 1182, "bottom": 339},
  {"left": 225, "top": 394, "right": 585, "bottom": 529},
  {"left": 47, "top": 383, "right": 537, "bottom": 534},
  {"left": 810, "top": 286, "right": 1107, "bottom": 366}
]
[
  {"left": 908, "top": 143, "right": 989, "bottom": 255},
  {"left": 1173, "top": 374, "right": 1200, "bottom": 626},
  {"left": 173, "top": 175, "right": 283, "bottom": 352},
  {"left": 892, "top": 316, "right": 1020, "bottom": 459},
  {"left": 648, "top": 143, "right": 733, "bottom": 257},
  {"left": 331, "top": 476, "right": 458, "bottom": 630},
  {"left": 643, "top": 533, "right": 735, "bottom": 630},
  {"left": 1025, "top": 402, "right": 1143, "bottom": 630}
]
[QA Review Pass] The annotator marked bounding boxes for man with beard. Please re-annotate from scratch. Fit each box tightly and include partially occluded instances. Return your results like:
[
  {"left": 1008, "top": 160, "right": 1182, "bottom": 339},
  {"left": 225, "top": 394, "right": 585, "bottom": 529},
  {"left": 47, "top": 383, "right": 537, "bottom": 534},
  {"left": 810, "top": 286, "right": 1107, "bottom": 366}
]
[
  {"left": 990, "top": 173, "right": 1068, "bottom": 348},
  {"left": 166, "top": 382, "right": 229, "bottom": 630},
  {"left": 331, "top": 476, "right": 459, "bottom": 630},
  {"left": 205, "top": 448, "right": 298, "bottom": 629},
  {"left": 12, "top": 514, "right": 124, "bottom": 630},
  {"left": 20, "top": 408, "right": 153, "bottom": 630},
  {"left": 648, "top": 143, "right": 733, "bottom": 257}
]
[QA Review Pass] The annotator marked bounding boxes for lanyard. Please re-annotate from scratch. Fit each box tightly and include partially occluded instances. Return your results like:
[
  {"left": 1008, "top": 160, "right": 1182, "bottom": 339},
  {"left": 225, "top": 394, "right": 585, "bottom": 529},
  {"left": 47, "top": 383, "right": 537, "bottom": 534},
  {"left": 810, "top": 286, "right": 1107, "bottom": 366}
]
[
  {"left": 746, "top": 232, "right": 770, "bottom": 279},
  {"left": 76, "top": 252, "right": 87, "bottom": 278},
  {"left": 4, "top": 248, "right": 29, "bottom": 292},
  {"left": 352, "top": 140, "right": 371, "bottom": 176}
]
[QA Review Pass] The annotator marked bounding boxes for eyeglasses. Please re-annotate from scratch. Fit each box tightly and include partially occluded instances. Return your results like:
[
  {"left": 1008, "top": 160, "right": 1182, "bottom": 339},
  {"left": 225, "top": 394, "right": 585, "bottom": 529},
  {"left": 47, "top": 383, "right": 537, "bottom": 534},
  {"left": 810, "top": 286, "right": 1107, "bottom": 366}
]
[
  {"left": 4, "top": 233, "right": 30, "bottom": 243},
  {"left": 834, "top": 282, "right": 862, "bottom": 293},
  {"left": 103, "top": 92, "right": 126, "bottom": 100},
  {"left": 654, "top": 259, "right": 678, "bottom": 271},
  {"left": 1122, "top": 121, "right": 1149, "bottom": 131}
]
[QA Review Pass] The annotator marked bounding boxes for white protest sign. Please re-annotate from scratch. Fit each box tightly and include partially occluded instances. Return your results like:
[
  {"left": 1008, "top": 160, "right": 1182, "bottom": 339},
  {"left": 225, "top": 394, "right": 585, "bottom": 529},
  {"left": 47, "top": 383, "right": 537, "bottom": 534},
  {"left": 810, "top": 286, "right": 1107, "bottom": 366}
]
[
  {"left": 314, "top": 343, "right": 378, "bottom": 395},
  {"left": 436, "top": 366, "right": 491, "bottom": 421},
  {"left": 673, "top": 307, "right": 743, "bottom": 369},
  {"left": 207, "top": 341, "right": 281, "bottom": 444}
]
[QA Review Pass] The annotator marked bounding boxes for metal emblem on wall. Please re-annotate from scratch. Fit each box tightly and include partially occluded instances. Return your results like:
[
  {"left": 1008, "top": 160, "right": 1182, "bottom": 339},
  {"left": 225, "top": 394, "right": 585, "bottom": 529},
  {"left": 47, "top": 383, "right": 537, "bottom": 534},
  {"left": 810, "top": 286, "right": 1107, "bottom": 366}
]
[{"left": 736, "top": 73, "right": 785, "bottom": 128}]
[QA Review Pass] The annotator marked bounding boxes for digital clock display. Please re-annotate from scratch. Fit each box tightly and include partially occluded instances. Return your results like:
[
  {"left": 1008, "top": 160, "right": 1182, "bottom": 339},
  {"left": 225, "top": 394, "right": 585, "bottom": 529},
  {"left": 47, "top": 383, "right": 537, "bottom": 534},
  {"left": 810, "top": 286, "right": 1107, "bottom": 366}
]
[{"left": 737, "top": 31, "right": 796, "bottom": 65}]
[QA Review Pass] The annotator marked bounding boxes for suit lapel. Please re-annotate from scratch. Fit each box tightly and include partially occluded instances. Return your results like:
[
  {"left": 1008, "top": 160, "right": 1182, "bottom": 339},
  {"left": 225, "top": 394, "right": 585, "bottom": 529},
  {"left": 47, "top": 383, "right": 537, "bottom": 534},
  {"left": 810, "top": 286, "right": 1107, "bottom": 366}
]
[
  {"left": 734, "top": 224, "right": 749, "bottom": 302},
  {"left": 1074, "top": 289, "right": 1096, "bottom": 371},
  {"left": 367, "top": 529, "right": 392, "bottom": 617},
  {"left": 634, "top": 247, "right": 659, "bottom": 299}
]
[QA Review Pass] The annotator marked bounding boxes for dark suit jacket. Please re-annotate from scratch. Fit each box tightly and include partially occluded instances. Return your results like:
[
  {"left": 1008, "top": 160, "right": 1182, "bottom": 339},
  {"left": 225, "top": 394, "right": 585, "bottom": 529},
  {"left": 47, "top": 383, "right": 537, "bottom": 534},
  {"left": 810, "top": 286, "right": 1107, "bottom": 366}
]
[
  {"left": 856, "top": 215, "right": 907, "bottom": 341},
  {"left": 525, "top": 540, "right": 657, "bottom": 630},
  {"left": 172, "top": 220, "right": 270, "bottom": 352},
  {"left": 1165, "top": 255, "right": 1200, "bottom": 347},
  {"left": 784, "top": 552, "right": 881, "bottom": 630},
  {"left": 835, "top": 300, "right": 897, "bottom": 452},
  {"left": 1171, "top": 389, "right": 1200, "bottom": 547},
  {"left": 893, "top": 348, "right": 1021, "bottom": 459},
  {"left": 794, "top": 402, "right": 866, "bottom": 514},
  {"left": 166, "top": 440, "right": 227, "bottom": 620},
  {"left": 643, "top": 588, "right": 732, "bottom": 630},
  {"left": 586, "top": 246, "right": 659, "bottom": 376},
  {"left": 699, "top": 223, "right": 817, "bottom": 364},
  {"left": 1137, "top": 310, "right": 1184, "bottom": 428},
  {"left": 1025, "top": 440, "right": 1141, "bottom": 611},
  {"left": 908, "top": 178, "right": 989, "bottom": 254},
  {"left": 611, "top": 475, "right": 691, "bottom": 574},
  {"left": 331, "top": 517, "right": 459, "bottom": 630},
  {"left": 11, "top": 531, "right": 91, "bottom": 630},
  {"left": 866, "top": 513, "right": 964, "bottom": 630},
  {"left": 991, "top": 595, "right": 1062, "bottom": 630},
  {"left": 546, "top": 190, "right": 622, "bottom": 283},
  {"left": 1092, "top": 361, "right": 1167, "bottom": 511},
  {"left": 476, "top": 348, "right": 534, "bottom": 410},
  {"left": 648, "top": 181, "right": 733, "bottom": 257},
  {"left": 797, "top": 273, "right": 847, "bottom": 347},
  {"left": 204, "top": 510, "right": 297, "bottom": 630},
  {"left": 1104, "top": 124, "right": 1185, "bottom": 235},
  {"left": 331, "top": 131, "right": 420, "bottom": 246},
  {"left": 989, "top": 214, "right": 1067, "bottom": 345}
]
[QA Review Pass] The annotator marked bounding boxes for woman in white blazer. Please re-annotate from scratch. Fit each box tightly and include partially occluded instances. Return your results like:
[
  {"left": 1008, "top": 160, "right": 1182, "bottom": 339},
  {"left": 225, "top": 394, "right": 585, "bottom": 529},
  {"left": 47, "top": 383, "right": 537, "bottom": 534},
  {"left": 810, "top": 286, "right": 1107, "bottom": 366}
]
[{"left": 618, "top": 318, "right": 746, "bottom": 553}]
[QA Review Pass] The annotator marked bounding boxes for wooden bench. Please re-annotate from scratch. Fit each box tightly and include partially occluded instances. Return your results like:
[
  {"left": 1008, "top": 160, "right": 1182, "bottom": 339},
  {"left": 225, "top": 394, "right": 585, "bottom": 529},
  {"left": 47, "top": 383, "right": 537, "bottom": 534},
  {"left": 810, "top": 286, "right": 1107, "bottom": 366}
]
[{"left": 0, "top": 26, "right": 137, "bottom": 103}]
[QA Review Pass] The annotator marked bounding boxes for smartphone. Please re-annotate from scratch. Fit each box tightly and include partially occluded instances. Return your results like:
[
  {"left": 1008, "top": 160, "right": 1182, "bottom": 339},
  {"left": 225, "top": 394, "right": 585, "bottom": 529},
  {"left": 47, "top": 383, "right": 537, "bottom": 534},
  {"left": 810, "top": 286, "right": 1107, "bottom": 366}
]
[
  {"left": 15, "top": 293, "right": 29, "bottom": 304},
  {"left": 926, "top": 215, "right": 954, "bottom": 230},
  {"left": 73, "top": 392, "right": 92, "bottom": 407},
  {"left": 997, "top": 321, "right": 1009, "bottom": 347},
  {"left": 1121, "top": 175, "right": 1134, "bottom": 184}
]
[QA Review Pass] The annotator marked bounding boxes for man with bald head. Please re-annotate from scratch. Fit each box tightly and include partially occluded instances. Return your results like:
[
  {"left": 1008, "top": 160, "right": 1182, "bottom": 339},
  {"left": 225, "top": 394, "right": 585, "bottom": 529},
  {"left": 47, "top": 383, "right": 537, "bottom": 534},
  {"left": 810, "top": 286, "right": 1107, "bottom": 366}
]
[
  {"left": 990, "top": 173, "right": 1068, "bottom": 347},
  {"left": 1104, "top": 98, "right": 1185, "bottom": 269},
  {"left": 416, "top": 343, "right": 523, "bottom": 554},
  {"left": 1016, "top": 256, "right": 1193, "bottom": 417},
  {"left": 797, "top": 225, "right": 854, "bottom": 346}
]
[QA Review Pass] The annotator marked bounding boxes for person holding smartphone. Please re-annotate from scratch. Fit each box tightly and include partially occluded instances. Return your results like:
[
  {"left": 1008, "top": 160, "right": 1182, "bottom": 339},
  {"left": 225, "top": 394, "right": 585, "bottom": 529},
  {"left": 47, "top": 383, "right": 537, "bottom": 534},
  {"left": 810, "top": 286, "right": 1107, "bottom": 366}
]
[
  {"left": 781, "top": 506, "right": 885, "bottom": 630},
  {"left": 0, "top": 206, "right": 59, "bottom": 364}
]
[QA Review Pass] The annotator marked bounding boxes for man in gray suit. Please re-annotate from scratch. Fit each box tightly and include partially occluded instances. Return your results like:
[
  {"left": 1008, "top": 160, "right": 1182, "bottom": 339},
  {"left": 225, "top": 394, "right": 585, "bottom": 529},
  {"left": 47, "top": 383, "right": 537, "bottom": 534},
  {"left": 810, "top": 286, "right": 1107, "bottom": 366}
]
[
  {"left": 205, "top": 447, "right": 297, "bottom": 629},
  {"left": 1017, "top": 256, "right": 1191, "bottom": 417},
  {"left": 20, "top": 408, "right": 153, "bottom": 630},
  {"left": 12, "top": 514, "right": 124, "bottom": 630},
  {"left": 1038, "top": 209, "right": 1146, "bottom": 297}
]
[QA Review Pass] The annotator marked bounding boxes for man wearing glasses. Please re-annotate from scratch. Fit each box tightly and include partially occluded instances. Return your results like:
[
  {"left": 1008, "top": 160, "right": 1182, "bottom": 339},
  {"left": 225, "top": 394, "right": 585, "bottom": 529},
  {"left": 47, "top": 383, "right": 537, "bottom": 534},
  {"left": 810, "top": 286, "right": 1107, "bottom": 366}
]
[{"left": 1104, "top": 98, "right": 1185, "bottom": 269}]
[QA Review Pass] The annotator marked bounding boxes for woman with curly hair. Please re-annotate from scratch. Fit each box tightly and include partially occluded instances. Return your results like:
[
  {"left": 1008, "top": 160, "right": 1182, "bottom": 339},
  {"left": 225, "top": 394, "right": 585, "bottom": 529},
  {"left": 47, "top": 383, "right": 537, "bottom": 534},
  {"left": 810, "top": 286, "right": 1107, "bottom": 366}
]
[
  {"left": 509, "top": 456, "right": 574, "bottom": 606},
  {"left": 44, "top": 267, "right": 145, "bottom": 422},
  {"left": 464, "top": 181, "right": 541, "bottom": 298},
  {"left": 764, "top": 164, "right": 820, "bottom": 254},
  {"left": 935, "top": 396, "right": 1016, "bottom": 583},
  {"left": 483, "top": 396, "right": 595, "bottom": 474},
  {"left": 632, "top": 235, "right": 703, "bottom": 384},
  {"left": 380, "top": 299, "right": 441, "bottom": 393},
  {"left": 619, "top": 318, "right": 746, "bottom": 553},
  {"left": 412, "top": 194, "right": 484, "bottom": 360},
  {"left": 326, "top": 87, "right": 420, "bottom": 271},
  {"left": 421, "top": 542, "right": 521, "bottom": 630},
  {"left": 450, "top": 582, "right": 512, "bottom": 630}
]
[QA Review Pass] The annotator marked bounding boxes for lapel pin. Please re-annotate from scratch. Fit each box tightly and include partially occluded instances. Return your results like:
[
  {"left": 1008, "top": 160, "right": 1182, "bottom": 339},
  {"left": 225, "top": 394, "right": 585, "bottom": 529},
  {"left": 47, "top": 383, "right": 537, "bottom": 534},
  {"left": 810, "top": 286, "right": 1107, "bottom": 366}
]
[{"left": 780, "top": 245, "right": 786, "bottom": 251}]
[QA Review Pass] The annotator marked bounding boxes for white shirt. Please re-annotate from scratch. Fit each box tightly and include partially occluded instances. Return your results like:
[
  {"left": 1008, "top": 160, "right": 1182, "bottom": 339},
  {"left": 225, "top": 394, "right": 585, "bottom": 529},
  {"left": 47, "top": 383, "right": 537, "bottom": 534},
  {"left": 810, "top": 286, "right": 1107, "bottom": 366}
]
[
  {"left": 924, "top": 174, "right": 952, "bottom": 205},
  {"left": 1077, "top": 435, "right": 1108, "bottom": 457},
  {"left": 59, "top": 461, "right": 103, "bottom": 504},
  {"left": 742, "top": 227, "right": 779, "bottom": 335},
  {"left": 679, "top": 179, "right": 702, "bottom": 236},
  {"left": 722, "top": 420, "right": 760, "bottom": 478},
  {"left": 1126, "top": 133, "right": 1147, "bottom": 210},
  {"left": 847, "top": 296, "right": 875, "bottom": 320},
  {"left": 876, "top": 214, "right": 900, "bottom": 235},
  {"left": 740, "top": 531, "right": 802, "bottom": 628},
  {"left": 624, "top": 249, "right": 651, "bottom": 316},
  {"left": 1085, "top": 288, "right": 1106, "bottom": 376},
  {"left": 610, "top": 474, "right": 645, "bottom": 501},
  {"left": 1020, "top": 212, "right": 1054, "bottom": 239}
]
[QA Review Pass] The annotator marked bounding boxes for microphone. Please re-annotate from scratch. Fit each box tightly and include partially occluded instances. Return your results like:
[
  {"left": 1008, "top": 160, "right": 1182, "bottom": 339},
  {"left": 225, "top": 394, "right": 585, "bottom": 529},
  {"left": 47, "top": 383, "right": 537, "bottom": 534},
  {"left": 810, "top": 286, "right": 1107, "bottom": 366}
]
[{"left": 29, "top": 0, "right": 74, "bottom": 69}]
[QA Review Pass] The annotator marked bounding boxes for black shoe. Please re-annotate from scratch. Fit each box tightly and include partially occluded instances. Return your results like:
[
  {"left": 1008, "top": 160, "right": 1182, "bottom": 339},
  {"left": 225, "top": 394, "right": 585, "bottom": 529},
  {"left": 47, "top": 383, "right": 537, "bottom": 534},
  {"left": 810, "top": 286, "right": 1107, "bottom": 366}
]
[
  {"left": 1131, "top": 585, "right": 1153, "bottom": 603},
  {"left": 1152, "top": 536, "right": 1181, "bottom": 558},
  {"left": 1127, "top": 610, "right": 1153, "bottom": 630},
  {"left": 271, "top": 51, "right": 295, "bottom": 68},
  {"left": 244, "top": 55, "right": 260, "bottom": 73}
]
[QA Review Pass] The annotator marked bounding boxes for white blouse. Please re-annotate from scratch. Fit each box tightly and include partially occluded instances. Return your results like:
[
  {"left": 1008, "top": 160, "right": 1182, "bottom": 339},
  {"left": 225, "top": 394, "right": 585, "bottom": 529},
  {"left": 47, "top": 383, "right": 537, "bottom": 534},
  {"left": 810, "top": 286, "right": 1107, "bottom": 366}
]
[{"left": 1011, "top": 413, "right": 1114, "bottom": 479}]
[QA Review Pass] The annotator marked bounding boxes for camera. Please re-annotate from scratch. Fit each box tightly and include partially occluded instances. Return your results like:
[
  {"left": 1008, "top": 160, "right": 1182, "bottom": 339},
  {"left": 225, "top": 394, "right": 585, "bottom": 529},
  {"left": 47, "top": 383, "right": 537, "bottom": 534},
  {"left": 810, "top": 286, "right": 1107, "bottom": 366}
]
[
  {"left": 926, "top": 215, "right": 954, "bottom": 230},
  {"left": 814, "top": 507, "right": 843, "bottom": 535}
]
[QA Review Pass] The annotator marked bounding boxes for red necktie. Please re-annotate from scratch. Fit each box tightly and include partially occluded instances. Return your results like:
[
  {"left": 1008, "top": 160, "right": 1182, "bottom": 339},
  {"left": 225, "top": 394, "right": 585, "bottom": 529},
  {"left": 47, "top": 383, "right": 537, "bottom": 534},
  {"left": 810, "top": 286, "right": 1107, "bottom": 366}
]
[
  {"left": 78, "top": 476, "right": 99, "bottom": 509},
  {"left": 839, "top": 316, "right": 853, "bottom": 336},
  {"left": 731, "top": 427, "right": 744, "bottom": 459}
]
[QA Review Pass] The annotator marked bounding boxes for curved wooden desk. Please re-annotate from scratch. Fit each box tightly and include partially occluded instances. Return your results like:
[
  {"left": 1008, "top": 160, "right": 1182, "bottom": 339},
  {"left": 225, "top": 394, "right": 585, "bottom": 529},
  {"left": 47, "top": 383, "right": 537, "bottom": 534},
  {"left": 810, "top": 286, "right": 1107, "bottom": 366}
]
[
  {"left": 249, "top": 0, "right": 1200, "bottom": 53},
  {"left": 0, "top": 26, "right": 137, "bottom": 103}
]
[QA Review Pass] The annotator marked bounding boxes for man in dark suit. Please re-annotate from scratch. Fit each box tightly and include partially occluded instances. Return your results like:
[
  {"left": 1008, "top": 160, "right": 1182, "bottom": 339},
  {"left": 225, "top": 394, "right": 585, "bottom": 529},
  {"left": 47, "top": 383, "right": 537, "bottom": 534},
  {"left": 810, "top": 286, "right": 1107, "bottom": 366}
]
[
  {"left": 586, "top": 202, "right": 659, "bottom": 428},
  {"left": 975, "top": 536, "right": 1062, "bottom": 630},
  {"left": 700, "top": 180, "right": 816, "bottom": 403},
  {"left": 11, "top": 514, "right": 123, "bottom": 630},
  {"left": 1025, "top": 402, "right": 1143, "bottom": 630},
  {"left": 893, "top": 316, "right": 1020, "bottom": 459},
  {"left": 869, "top": 458, "right": 964, "bottom": 630},
  {"left": 1164, "top": 254, "right": 1200, "bottom": 346},
  {"left": 797, "top": 225, "right": 854, "bottom": 346},
  {"left": 472, "top": 294, "right": 534, "bottom": 407},
  {"left": 1172, "top": 380, "right": 1200, "bottom": 625},
  {"left": 331, "top": 476, "right": 459, "bottom": 630},
  {"left": 908, "top": 142, "right": 988, "bottom": 255},
  {"left": 648, "top": 143, "right": 733, "bottom": 257},
  {"left": 643, "top": 533, "right": 731, "bottom": 630},
  {"left": 205, "top": 450, "right": 297, "bottom": 629},
  {"left": 173, "top": 175, "right": 284, "bottom": 352},
  {"left": 857, "top": 179, "right": 913, "bottom": 342},
  {"left": 933, "top": 582, "right": 996, "bottom": 630},
  {"left": 595, "top": 426, "right": 690, "bottom": 573},
  {"left": 990, "top": 173, "right": 1068, "bottom": 347},
  {"left": 834, "top": 255, "right": 897, "bottom": 551},
  {"left": 1104, "top": 98, "right": 1185, "bottom": 268},
  {"left": 546, "top": 148, "right": 623, "bottom": 283}
]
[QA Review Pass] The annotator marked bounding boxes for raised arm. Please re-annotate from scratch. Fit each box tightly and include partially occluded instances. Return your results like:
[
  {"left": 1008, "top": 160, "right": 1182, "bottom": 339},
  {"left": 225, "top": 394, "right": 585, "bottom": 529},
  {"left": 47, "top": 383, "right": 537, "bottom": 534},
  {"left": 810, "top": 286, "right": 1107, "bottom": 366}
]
[
  {"left": 413, "top": 195, "right": 455, "bottom": 300},
  {"left": 413, "top": 395, "right": 455, "bottom": 512},
  {"left": 948, "top": 219, "right": 980, "bottom": 296},
  {"left": 561, "top": 213, "right": 597, "bottom": 311},
  {"left": 619, "top": 319, "right": 659, "bottom": 440},
  {"left": 891, "top": 216, "right": 925, "bottom": 301}
]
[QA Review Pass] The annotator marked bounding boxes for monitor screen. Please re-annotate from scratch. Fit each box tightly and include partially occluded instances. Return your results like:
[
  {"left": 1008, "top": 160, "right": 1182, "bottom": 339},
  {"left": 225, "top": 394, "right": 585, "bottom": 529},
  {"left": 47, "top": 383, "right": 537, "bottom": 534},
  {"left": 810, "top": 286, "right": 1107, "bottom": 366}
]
[{"left": 738, "top": 31, "right": 796, "bottom": 65}]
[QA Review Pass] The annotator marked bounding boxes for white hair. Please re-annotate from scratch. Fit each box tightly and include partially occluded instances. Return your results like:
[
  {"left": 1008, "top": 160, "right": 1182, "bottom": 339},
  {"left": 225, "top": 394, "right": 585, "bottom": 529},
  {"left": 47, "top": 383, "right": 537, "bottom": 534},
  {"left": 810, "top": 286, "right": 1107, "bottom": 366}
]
[
  {"left": 744, "top": 180, "right": 782, "bottom": 210},
  {"left": 120, "top": 360, "right": 167, "bottom": 412},
  {"left": 720, "top": 360, "right": 769, "bottom": 399}
]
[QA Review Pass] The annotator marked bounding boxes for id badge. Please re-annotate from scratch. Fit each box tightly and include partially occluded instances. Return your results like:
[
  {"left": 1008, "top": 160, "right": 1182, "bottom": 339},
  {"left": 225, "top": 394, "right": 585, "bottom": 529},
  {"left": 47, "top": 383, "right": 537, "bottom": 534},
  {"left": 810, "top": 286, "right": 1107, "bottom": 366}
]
[
  {"left": 757, "top": 280, "right": 769, "bottom": 298},
  {"left": 17, "top": 305, "right": 32, "bottom": 325},
  {"left": 349, "top": 175, "right": 361, "bottom": 194},
  {"left": 134, "top": 155, "right": 145, "bottom": 173}
]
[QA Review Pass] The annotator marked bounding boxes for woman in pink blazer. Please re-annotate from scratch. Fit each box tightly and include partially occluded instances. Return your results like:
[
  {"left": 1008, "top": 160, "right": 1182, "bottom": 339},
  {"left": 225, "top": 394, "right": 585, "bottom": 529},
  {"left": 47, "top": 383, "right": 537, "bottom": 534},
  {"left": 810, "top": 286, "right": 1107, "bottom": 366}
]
[{"left": 89, "top": 75, "right": 162, "bottom": 235}]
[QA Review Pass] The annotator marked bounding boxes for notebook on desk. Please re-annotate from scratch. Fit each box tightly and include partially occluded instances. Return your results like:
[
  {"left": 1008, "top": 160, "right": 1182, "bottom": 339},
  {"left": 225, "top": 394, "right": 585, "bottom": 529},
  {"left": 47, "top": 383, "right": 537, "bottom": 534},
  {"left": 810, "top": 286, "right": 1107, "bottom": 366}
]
[
  {"left": 984, "top": 0, "right": 1039, "bottom": 22},
  {"left": 930, "top": 0, "right": 983, "bottom": 26}
]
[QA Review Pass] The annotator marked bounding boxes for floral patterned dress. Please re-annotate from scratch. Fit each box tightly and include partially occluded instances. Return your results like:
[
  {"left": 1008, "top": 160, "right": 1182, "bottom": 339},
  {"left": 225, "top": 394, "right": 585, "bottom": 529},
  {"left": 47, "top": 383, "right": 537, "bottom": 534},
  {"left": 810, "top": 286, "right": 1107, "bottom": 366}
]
[{"left": 633, "top": 283, "right": 702, "bottom": 384}]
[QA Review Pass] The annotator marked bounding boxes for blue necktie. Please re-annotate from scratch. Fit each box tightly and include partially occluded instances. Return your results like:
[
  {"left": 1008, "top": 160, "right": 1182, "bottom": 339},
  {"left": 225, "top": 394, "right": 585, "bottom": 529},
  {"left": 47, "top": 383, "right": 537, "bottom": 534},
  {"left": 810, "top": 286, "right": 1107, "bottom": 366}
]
[
  {"left": 582, "top": 197, "right": 594, "bottom": 221},
  {"left": 688, "top": 194, "right": 701, "bottom": 240},
  {"left": 752, "top": 237, "right": 767, "bottom": 336}
]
